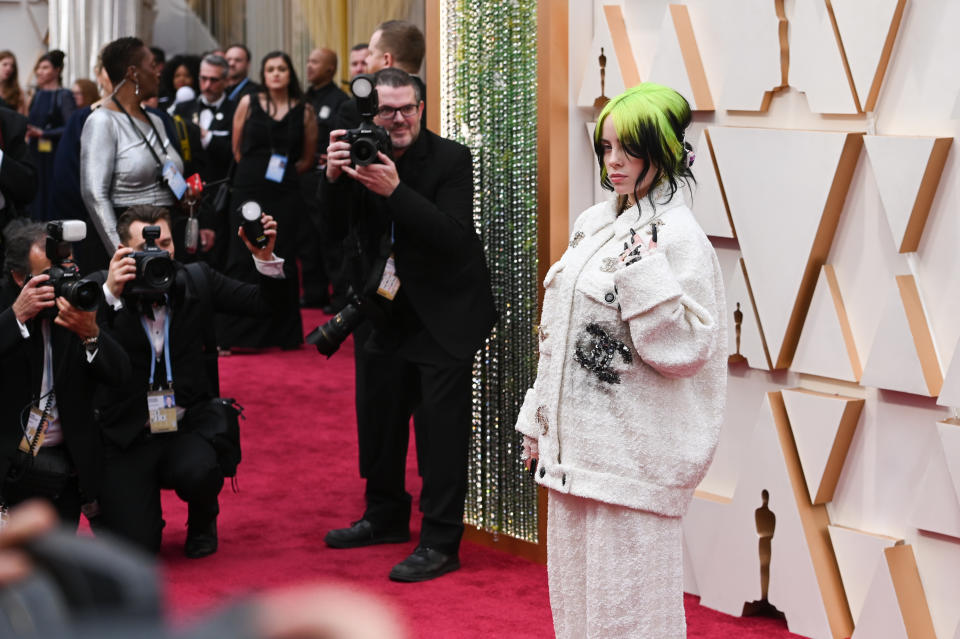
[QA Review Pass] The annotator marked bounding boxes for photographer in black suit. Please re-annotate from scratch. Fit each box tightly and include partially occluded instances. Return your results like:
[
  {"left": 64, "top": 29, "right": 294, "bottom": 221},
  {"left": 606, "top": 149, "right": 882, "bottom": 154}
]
[
  {"left": 0, "top": 107, "right": 38, "bottom": 263},
  {"left": 0, "top": 220, "right": 129, "bottom": 526},
  {"left": 319, "top": 68, "right": 496, "bottom": 582},
  {"left": 173, "top": 54, "right": 236, "bottom": 262},
  {"left": 91, "top": 204, "right": 286, "bottom": 558}
]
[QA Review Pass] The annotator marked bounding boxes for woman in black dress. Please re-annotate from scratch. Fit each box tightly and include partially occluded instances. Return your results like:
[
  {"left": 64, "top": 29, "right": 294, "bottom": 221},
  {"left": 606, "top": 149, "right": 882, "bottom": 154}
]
[
  {"left": 25, "top": 50, "right": 75, "bottom": 221},
  {"left": 217, "top": 51, "right": 317, "bottom": 350}
]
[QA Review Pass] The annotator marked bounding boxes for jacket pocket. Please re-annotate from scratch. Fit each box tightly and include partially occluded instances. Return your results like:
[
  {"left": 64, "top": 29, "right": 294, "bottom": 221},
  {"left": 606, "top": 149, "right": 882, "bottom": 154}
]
[{"left": 575, "top": 269, "right": 619, "bottom": 309}]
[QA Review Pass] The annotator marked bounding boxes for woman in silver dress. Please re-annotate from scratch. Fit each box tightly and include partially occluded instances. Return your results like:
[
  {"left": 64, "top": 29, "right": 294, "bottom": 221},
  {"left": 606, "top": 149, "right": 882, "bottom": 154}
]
[{"left": 81, "top": 37, "right": 186, "bottom": 258}]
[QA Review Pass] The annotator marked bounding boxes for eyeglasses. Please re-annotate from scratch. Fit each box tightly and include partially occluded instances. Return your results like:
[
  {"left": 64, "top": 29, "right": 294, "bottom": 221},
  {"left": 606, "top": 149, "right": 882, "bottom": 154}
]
[{"left": 375, "top": 104, "right": 418, "bottom": 120}]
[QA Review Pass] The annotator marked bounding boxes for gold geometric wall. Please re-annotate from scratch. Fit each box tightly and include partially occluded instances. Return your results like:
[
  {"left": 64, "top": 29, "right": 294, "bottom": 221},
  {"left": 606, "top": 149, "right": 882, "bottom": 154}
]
[{"left": 570, "top": 2, "right": 960, "bottom": 637}]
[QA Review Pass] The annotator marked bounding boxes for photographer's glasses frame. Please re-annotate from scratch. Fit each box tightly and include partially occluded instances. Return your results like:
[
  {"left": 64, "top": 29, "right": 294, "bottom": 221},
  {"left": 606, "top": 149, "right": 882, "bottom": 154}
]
[{"left": 375, "top": 104, "right": 419, "bottom": 120}]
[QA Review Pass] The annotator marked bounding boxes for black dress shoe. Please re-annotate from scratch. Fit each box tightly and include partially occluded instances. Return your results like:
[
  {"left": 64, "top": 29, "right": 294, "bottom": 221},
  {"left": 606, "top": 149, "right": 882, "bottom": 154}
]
[
  {"left": 324, "top": 519, "right": 410, "bottom": 549},
  {"left": 389, "top": 546, "right": 460, "bottom": 582},
  {"left": 184, "top": 518, "right": 218, "bottom": 558}
]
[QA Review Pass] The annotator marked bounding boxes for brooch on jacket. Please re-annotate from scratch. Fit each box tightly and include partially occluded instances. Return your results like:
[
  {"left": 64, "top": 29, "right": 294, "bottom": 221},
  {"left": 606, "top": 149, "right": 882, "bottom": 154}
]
[{"left": 574, "top": 323, "right": 632, "bottom": 384}]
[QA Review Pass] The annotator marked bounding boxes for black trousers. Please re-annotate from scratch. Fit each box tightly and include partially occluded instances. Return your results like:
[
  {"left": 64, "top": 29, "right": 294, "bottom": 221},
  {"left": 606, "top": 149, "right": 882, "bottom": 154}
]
[
  {"left": 353, "top": 323, "right": 472, "bottom": 555},
  {"left": 2, "top": 445, "right": 81, "bottom": 529},
  {"left": 98, "top": 404, "right": 224, "bottom": 553},
  {"left": 299, "top": 170, "right": 331, "bottom": 305}
]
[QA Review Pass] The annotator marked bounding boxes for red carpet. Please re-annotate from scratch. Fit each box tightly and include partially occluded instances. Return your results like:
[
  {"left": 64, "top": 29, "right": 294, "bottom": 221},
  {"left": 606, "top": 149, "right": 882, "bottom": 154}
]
[{"left": 156, "top": 309, "right": 805, "bottom": 638}]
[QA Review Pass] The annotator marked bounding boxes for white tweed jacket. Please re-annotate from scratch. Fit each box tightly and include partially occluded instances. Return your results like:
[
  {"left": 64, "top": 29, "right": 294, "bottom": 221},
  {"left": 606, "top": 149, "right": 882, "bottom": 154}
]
[{"left": 516, "top": 188, "right": 727, "bottom": 517}]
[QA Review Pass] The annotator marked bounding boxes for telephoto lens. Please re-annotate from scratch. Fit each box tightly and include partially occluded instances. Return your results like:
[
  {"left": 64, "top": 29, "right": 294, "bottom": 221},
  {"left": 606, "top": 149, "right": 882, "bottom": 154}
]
[
  {"left": 240, "top": 201, "right": 269, "bottom": 249},
  {"left": 305, "top": 302, "right": 364, "bottom": 357}
]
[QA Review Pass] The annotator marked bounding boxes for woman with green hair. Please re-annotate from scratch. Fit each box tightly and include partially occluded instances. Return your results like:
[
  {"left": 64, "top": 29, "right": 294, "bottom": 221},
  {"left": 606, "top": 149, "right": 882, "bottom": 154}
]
[{"left": 515, "top": 82, "right": 726, "bottom": 637}]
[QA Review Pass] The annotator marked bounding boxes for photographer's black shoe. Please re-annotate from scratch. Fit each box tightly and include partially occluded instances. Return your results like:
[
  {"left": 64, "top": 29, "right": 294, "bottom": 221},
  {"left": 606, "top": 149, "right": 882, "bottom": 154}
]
[
  {"left": 185, "top": 518, "right": 218, "bottom": 558},
  {"left": 389, "top": 546, "right": 460, "bottom": 582},
  {"left": 324, "top": 519, "right": 410, "bottom": 549}
]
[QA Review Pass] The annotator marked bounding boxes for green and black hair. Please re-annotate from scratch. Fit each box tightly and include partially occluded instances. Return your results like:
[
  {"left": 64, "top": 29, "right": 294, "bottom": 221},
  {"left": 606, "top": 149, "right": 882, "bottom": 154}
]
[{"left": 594, "top": 82, "right": 694, "bottom": 215}]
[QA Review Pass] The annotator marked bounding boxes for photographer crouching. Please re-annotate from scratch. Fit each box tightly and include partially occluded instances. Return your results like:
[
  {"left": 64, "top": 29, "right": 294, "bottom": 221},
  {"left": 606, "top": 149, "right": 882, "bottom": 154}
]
[
  {"left": 90, "top": 204, "right": 285, "bottom": 558},
  {"left": 0, "top": 220, "right": 130, "bottom": 526},
  {"left": 316, "top": 68, "right": 496, "bottom": 582}
]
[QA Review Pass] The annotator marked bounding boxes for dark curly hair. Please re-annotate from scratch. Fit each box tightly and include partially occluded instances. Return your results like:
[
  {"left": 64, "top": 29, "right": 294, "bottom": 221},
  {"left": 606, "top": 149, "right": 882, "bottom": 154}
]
[{"left": 159, "top": 54, "right": 201, "bottom": 101}]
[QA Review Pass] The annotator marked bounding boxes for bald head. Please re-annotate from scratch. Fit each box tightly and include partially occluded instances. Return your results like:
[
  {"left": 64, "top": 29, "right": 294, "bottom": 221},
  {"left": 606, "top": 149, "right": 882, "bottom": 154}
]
[{"left": 306, "top": 47, "right": 337, "bottom": 88}]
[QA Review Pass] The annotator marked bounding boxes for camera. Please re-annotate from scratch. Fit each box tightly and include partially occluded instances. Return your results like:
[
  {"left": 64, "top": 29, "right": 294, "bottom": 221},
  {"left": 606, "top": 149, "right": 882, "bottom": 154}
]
[
  {"left": 26, "top": 220, "right": 102, "bottom": 317},
  {"left": 306, "top": 296, "right": 364, "bottom": 357},
  {"left": 126, "top": 225, "right": 175, "bottom": 299},
  {"left": 344, "top": 74, "right": 392, "bottom": 166},
  {"left": 239, "top": 200, "right": 269, "bottom": 249}
]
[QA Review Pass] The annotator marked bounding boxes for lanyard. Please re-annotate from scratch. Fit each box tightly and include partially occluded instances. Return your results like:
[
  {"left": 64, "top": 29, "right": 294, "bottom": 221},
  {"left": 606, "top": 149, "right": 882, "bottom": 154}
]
[
  {"left": 140, "top": 311, "right": 173, "bottom": 388},
  {"left": 112, "top": 97, "right": 169, "bottom": 172},
  {"left": 228, "top": 78, "right": 248, "bottom": 101},
  {"left": 41, "top": 320, "right": 54, "bottom": 399}
]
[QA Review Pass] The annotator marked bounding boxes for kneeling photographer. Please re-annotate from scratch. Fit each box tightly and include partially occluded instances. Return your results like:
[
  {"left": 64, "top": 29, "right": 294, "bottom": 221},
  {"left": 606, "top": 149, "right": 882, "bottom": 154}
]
[
  {"left": 90, "top": 204, "right": 286, "bottom": 558},
  {"left": 315, "top": 68, "right": 496, "bottom": 582},
  {"left": 0, "top": 219, "right": 130, "bottom": 526}
]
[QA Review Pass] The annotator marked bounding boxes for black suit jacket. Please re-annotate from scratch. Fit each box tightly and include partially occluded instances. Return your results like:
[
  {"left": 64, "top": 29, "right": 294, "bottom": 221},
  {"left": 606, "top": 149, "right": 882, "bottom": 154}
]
[
  {"left": 91, "top": 261, "right": 286, "bottom": 448},
  {"left": 0, "top": 283, "right": 131, "bottom": 500},
  {"left": 225, "top": 78, "right": 262, "bottom": 103},
  {"left": 319, "top": 128, "right": 496, "bottom": 361},
  {"left": 173, "top": 97, "right": 237, "bottom": 184},
  {"left": 0, "top": 106, "right": 38, "bottom": 225}
]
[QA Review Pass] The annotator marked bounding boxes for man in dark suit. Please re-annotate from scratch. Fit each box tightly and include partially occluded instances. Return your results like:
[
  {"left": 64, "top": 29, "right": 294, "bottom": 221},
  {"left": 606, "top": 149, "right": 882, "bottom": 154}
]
[
  {"left": 174, "top": 54, "right": 236, "bottom": 262},
  {"left": 224, "top": 44, "right": 262, "bottom": 102},
  {"left": 335, "top": 20, "right": 427, "bottom": 131},
  {"left": 91, "top": 204, "right": 286, "bottom": 558},
  {"left": 319, "top": 68, "right": 496, "bottom": 582},
  {"left": 301, "top": 47, "right": 349, "bottom": 310},
  {"left": 0, "top": 107, "right": 39, "bottom": 263},
  {"left": 0, "top": 220, "right": 129, "bottom": 526}
]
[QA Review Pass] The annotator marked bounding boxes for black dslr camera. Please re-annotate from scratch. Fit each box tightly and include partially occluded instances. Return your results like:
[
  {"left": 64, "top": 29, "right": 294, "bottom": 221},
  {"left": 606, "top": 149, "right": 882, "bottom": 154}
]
[
  {"left": 344, "top": 74, "right": 392, "bottom": 166},
  {"left": 125, "top": 225, "right": 175, "bottom": 299},
  {"left": 26, "top": 220, "right": 101, "bottom": 317}
]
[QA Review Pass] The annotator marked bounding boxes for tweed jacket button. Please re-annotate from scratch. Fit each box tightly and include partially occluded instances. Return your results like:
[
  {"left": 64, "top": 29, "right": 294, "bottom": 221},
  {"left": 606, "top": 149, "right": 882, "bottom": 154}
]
[
  {"left": 538, "top": 466, "right": 546, "bottom": 478},
  {"left": 604, "top": 292, "right": 615, "bottom": 303}
]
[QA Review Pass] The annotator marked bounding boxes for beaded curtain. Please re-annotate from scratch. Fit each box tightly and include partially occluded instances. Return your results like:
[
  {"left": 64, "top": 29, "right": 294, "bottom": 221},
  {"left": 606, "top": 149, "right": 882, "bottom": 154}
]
[{"left": 441, "top": 0, "right": 539, "bottom": 542}]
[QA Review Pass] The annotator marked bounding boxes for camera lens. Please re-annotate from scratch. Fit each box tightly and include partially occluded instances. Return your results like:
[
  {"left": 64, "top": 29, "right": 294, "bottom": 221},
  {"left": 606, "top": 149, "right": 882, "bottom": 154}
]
[
  {"left": 351, "top": 138, "right": 378, "bottom": 166},
  {"left": 142, "top": 256, "right": 175, "bottom": 291},
  {"left": 307, "top": 303, "right": 364, "bottom": 357},
  {"left": 62, "top": 279, "right": 102, "bottom": 311}
]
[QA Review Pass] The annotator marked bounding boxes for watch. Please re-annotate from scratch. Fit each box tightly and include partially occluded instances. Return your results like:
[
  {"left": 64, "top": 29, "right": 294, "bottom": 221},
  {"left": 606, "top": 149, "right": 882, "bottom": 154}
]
[{"left": 82, "top": 335, "right": 99, "bottom": 354}]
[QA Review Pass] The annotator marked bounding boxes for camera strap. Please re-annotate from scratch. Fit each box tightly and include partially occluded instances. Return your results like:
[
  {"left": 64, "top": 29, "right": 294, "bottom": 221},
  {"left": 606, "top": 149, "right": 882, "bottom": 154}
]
[{"left": 18, "top": 321, "right": 67, "bottom": 457}]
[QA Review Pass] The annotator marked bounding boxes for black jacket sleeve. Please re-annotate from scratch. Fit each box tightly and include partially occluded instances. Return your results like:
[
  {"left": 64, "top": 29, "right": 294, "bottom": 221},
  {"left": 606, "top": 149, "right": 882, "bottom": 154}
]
[
  {"left": 205, "top": 261, "right": 287, "bottom": 316},
  {"left": 0, "top": 107, "right": 39, "bottom": 210},
  {"left": 82, "top": 328, "right": 131, "bottom": 387},
  {"left": 385, "top": 144, "right": 475, "bottom": 254},
  {"left": 0, "top": 306, "right": 27, "bottom": 357}
]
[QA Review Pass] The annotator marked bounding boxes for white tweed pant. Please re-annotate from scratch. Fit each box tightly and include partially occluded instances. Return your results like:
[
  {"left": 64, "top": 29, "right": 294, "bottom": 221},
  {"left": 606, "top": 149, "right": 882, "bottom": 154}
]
[{"left": 546, "top": 490, "right": 685, "bottom": 639}]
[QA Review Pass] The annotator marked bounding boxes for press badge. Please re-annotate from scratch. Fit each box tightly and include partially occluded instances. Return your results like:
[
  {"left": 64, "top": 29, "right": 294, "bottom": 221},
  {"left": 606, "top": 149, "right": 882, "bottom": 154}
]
[
  {"left": 265, "top": 154, "right": 287, "bottom": 183},
  {"left": 162, "top": 160, "right": 188, "bottom": 200},
  {"left": 147, "top": 390, "right": 178, "bottom": 433},
  {"left": 376, "top": 254, "right": 401, "bottom": 300},
  {"left": 37, "top": 138, "right": 53, "bottom": 153},
  {"left": 18, "top": 408, "right": 47, "bottom": 455}
]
